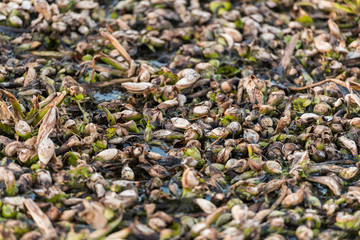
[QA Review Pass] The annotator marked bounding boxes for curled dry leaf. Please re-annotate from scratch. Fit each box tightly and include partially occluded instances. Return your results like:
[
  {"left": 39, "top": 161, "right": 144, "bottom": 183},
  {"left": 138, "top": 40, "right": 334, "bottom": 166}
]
[
  {"left": 122, "top": 82, "right": 154, "bottom": 94},
  {"left": 194, "top": 198, "right": 217, "bottom": 214},
  {"left": 338, "top": 136, "right": 358, "bottom": 157},
  {"left": 273, "top": 102, "right": 291, "bottom": 135},
  {"left": 306, "top": 176, "right": 342, "bottom": 196},
  {"left": 96, "top": 149, "right": 122, "bottom": 161},
  {"left": 282, "top": 186, "right": 305, "bottom": 208},
  {"left": 175, "top": 69, "right": 200, "bottom": 90},
  {"left": 171, "top": 117, "right": 191, "bottom": 129},
  {"left": 278, "top": 32, "right": 300, "bottom": 75},
  {"left": 182, "top": 168, "right": 199, "bottom": 190}
]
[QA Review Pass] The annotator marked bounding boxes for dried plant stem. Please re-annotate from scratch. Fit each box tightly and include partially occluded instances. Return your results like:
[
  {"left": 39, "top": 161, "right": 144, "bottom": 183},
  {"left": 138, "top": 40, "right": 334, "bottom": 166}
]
[
  {"left": 288, "top": 78, "right": 360, "bottom": 91},
  {"left": 203, "top": 135, "right": 227, "bottom": 152},
  {"left": 91, "top": 78, "right": 132, "bottom": 88},
  {"left": 188, "top": 87, "right": 211, "bottom": 99}
]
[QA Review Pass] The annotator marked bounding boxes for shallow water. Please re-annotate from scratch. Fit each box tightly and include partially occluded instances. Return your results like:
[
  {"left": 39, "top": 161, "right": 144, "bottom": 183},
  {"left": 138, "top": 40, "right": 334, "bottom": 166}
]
[
  {"left": 93, "top": 89, "right": 124, "bottom": 103},
  {"left": 150, "top": 146, "right": 168, "bottom": 157}
]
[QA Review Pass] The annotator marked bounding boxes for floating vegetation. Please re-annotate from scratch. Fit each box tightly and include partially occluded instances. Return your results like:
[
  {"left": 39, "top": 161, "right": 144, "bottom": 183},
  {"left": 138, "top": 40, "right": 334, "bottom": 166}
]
[{"left": 0, "top": 0, "right": 360, "bottom": 239}]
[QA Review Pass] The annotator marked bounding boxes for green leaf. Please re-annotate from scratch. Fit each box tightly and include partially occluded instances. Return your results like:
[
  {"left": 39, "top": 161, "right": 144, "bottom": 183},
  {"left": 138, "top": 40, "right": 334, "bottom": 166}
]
[
  {"left": 333, "top": 3, "right": 355, "bottom": 14},
  {"left": 70, "top": 166, "right": 91, "bottom": 178},
  {"left": 296, "top": 15, "right": 313, "bottom": 26},
  {"left": 284, "top": 35, "right": 292, "bottom": 44},
  {"left": 184, "top": 146, "right": 202, "bottom": 161},
  {"left": 107, "top": 127, "right": 116, "bottom": 139},
  {"left": 100, "top": 106, "right": 116, "bottom": 125},
  {"left": 100, "top": 55, "right": 128, "bottom": 71},
  {"left": 76, "top": 101, "right": 90, "bottom": 123},
  {"left": 96, "top": 140, "right": 107, "bottom": 149},
  {"left": 235, "top": 19, "right": 244, "bottom": 29},
  {"left": 157, "top": 70, "right": 178, "bottom": 82},
  {"left": 216, "top": 66, "right": 240, "bottom": 76},
  {"left": 293, "top": 97, "right": 312, "bottom": 113},
  {"left": 204, "top": 51, "right": 219, "bottom": 59},
  {"left": 223, "top": 2, "right": 231, "bottom": 10},
  {"left": 128, "top": 122, "right": 140, "bottom": 133},
  {"left": 2, "top": 204, "right": 16, "bottom": 218},
  {"left": 0, "top": 121, "right": 15, "bottom": 136},
  {"left": 161, "top": 222, "right": 182, "bottom": 240},
  {"left": 248, "top": 56, "right": 256, "bottom": 62},
  {"left": 74, "top": 93, "right": 84, "bottom": 101},
  {"left": 82, "top": 54, "right": 92, "bottom": 61},
  {"left": 209, "top": 2, "right": 223, "bottom": 13},
  {"left": 67, "top": 152, "right": 79, "bottom": 166}
]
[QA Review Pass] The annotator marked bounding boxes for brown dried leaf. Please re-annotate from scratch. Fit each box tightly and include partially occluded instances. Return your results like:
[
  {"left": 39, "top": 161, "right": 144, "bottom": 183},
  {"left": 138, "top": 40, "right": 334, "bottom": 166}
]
[
  {"left": 261, "top": 179, "right": 286, "bottom": 195},
  {"left": 0, "top": 101, "right": 14, "bottom": 121},
  {"left": 36, "top": 106, "right": 58, "bottom": 146},
  {"left": 338, "top": 136, "right": 358, "bottom": 157},
  {"left": 149, "top": 164, "right": 170, "bottom": 178},
  {"left": 244, "top": 75, "right": 264, "bottom": 105},
  {"left": 23, "top": 199, "right": 57, "bottom": 239},
  {"left": 282, "top": 186, "right": 305, "bottom": 207},
  {"left": 278, "top": 32, "right": 300, "bottom": 75},
  {"left": 34, "top": 0, "right": 51, "bottom": 21},
  {"left": 273, "top": 102, "right": 291, "bottom": 135},
  {"left": 328, "top": 19, "right": 343, "bottom": 41},
  {"left": 78, "top": 200, "right": 108, "bottom": 229},
  {"left": 24, "top": 66, "right": 37, "bottom": 87},
  {"left": 306, "top": 176, "right": 342, "bottom": 196}
]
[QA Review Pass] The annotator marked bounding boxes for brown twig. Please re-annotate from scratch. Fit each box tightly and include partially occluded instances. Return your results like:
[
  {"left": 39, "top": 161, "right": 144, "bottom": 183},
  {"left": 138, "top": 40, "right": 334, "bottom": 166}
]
[
  {"left": 203, "top": 135, "right": 227, "bottom": 152},
  {"left": 188, "top": 115, "right": 209, "bottom": 121},
  {"left": 188, "top": 87, "right": 211, "bottom": 99},
  {"left": 288, "top": 78, "right": 360, "bottom": 92},
  {"left": 89, "top": 78, "right": 132, "bottom": 88}
]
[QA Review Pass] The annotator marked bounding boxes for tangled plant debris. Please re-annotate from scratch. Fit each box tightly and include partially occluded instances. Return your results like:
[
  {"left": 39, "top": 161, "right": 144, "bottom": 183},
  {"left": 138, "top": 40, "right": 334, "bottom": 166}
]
[{"left": 1, "top": 0, "right": 360, "bottom": 239}]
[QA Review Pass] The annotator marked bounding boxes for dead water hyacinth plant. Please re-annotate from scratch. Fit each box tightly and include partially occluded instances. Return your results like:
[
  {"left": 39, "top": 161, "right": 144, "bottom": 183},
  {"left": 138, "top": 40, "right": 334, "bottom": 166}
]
[{"left": 1, "top": 0, "right": 360, "bottom": 239}]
